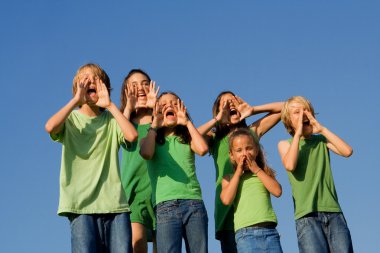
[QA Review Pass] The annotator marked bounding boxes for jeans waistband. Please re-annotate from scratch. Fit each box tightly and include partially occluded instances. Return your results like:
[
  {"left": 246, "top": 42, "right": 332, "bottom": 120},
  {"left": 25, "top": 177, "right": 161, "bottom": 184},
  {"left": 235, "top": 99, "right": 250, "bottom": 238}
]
[{"left": 248, "top": 221, "right": 277, "bottom": 229}]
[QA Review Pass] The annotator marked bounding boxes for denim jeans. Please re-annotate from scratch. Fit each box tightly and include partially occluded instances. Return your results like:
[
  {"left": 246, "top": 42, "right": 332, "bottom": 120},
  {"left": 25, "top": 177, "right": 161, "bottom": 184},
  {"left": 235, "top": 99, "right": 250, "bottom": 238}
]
[
  {"left": 295, "top": 212, "right": 353, "bottom": 253},
  {"left": 155, "top": 199, "right": 208, "bottom": 253},
  {"left": 218, "top": 230, "right": 237, "bottom": 253},
  {"left": 235, "top": 226, "right": 283, "bottom": 253},
  {"left": 69, "top": 213, "right": 132, "bottom": 253}
]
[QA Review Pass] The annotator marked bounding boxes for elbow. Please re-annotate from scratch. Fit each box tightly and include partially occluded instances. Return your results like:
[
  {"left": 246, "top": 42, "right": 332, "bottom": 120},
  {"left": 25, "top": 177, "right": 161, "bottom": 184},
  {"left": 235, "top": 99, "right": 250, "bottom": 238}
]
[
  {"left": 139, "top": 149, "right": 153, "bottom": 160},
  {"left": 220, "top": 195, "right": 233, "bottom": 206},
  {"left": 272, "top": 186, "right": 282, "bottom": 198},
  {"left": 125, "top": 130, "right": 138, "bottom": 143},
  {"left": 45, "top": 122, "right": 55, "bottom": 134},
  {"left": 343, "top": 147, "right": 353, "bottom": 158},
  {"left": 198, "top": 146, "right": 209, "bottom": 156}
]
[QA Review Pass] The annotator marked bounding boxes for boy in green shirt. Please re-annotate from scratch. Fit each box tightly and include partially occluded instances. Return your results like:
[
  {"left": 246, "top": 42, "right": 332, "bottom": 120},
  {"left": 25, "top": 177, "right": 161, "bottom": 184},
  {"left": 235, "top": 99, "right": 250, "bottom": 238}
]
[
  {"left": 45, "top": 63, "right": 137, "bottom": 253},
  {"left": 278, "top": 96, "right": 354, "bottom": 253}
]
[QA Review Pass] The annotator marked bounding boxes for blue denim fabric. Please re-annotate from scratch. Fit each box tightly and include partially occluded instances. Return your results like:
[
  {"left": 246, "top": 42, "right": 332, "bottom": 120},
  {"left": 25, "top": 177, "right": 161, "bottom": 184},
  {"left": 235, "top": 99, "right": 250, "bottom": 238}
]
[
  {"left": 69, "top": 213, "right": 132, "bottom": 253},
  {"left": 218, "top": 230, "right": 237, "bottom": 253},
  {"left": 295, "top": 212, "right": 353, "bottom": 253},
  {"left": 155, "top": 199, "right": 208, "bottom": 253},
  {"left": 235, "top": 226, "right": 283, "bottom": 253}
]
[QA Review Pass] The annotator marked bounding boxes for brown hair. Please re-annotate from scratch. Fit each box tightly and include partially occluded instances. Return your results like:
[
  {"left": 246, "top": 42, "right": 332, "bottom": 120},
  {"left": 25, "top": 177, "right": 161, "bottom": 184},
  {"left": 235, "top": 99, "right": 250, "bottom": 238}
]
[
  {"left": 228, "top": 128, "right": 275, "bottom": 178},
  {"left": 281, "top": 96, "right": 315, "bottom": 136}
]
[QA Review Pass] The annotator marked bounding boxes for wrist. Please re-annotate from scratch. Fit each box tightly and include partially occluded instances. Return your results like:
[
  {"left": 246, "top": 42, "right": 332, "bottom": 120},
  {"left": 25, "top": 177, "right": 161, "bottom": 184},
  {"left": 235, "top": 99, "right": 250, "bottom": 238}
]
[
  {"left": 105, "top": 102, "right": 115, "bottom": 110},
  {"left": 254, "top": 168, "right": 262, "bottom": 175}
]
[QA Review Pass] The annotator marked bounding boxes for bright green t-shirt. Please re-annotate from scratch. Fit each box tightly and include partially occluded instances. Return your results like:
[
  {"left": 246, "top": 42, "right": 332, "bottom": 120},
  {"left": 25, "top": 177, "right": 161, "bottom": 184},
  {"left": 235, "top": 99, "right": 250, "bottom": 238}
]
[
  {"left": 51, "top": 110, "right": 130, "bottom": 216},
  {"left": 147, "top": 136, "right": 202, "bottom": 206},
  {"left": 287, "top": 134, "right": 341, "bottom": 220},
  {"left": 120, "top": 123, "right": 155, "bottom": 228},
  {"left": 234, "top": 173, "right": 277, "bottom": 231}
]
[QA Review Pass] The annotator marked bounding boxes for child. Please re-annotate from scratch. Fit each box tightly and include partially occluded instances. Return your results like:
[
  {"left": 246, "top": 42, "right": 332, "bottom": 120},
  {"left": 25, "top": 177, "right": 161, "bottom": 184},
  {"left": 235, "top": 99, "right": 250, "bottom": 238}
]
[
  {"left": 140, "top": 92, "right": 209, "bottom": 253},
  {"left": 198, "top": 91, "right": 283, "bottom": 253},
  {"left": 278, "top": 96, "right": 354, "bottom": 253},
  {"left": 120, "top": 69, "right": 159, "bottom": 253},
  {"left": 45, "top": 63, "right": 137, "bottom": 253},
  {"left": 221, "top": 128, "right": 283, "bottom": 253}
]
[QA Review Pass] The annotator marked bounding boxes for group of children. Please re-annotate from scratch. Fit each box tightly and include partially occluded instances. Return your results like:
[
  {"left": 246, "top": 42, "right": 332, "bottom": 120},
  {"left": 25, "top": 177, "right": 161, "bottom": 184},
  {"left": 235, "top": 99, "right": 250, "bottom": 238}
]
[{"left": 45, "top": 63, "right": 354, "bottom": 253}]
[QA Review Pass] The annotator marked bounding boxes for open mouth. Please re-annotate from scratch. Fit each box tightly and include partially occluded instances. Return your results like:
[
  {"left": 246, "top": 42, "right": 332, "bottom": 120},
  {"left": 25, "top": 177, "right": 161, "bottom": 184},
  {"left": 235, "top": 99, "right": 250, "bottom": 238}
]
[
  {"left": 303, "top": 120, "right": 310, "bottom": 126},
  {"left": 137, "top": 92, "right": 146, "bottom": 98},
  {"left": 87, "top": 88, "right": 96, "bottom": 95},
  {"left": 230, "top": 109, "right": 238, "bottom": 116},
  {"left": 166, "top": 111, "right": 175, "bottom": 117}
]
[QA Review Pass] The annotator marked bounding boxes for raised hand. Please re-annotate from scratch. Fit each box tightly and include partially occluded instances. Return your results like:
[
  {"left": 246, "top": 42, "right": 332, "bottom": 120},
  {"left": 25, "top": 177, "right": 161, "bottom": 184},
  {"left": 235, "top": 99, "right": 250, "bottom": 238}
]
[
  {"left": 305, "top": 110, "right": 324, "bottom": 134},
  {"left": 294, "top": 109, "right": 304, "bottom": 138},
  {"left": 216, "top": 100, "right": 230, "bottom": 124},
  {"left": 234, "top": 96, "right": 253, "bottom": 121},
  {"left": 95, "top": 78, "right": 111, "bottom": 108},
  {"left": 245, "top": 157, "right": 261, "bottom": 174},
  {"left": 144, "top": 81, "right": 160, "bottom": 109},
  {"left": 151, "top": 102, "right": 164, "bottom": 129},
  {"left": 125, "top": 82, "right": 138, "bottom": 113},
  {"left": 74, "top": 76, "right": 89, "bottom": 106},
  {"left": 176, "top": 99, "right": 189, "bottom": 126},
  {"left": 235, "top": 155, "right": 246, "bottom": 176}
]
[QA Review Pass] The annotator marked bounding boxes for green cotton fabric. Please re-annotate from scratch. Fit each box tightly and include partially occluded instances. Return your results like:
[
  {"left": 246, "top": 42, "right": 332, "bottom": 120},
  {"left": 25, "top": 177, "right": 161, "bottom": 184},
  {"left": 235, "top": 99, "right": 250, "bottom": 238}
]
[
  {"left": 210, "top": 131, "right": 259, "bottom": 236},
  {"left": 120, "top": 123, "right": 155, "bottom": 229},
  {"left": 233, "top": 173, "right": 277, "bottom": 232},
  {"left": 287, "top": 134, "right": 342, "bottom": 220},
  {"left": 147, "top": 136, "right": 202, "bottom": 206},
  {"left": 51, "top": 110, "right": 130, "bottom": 216}
]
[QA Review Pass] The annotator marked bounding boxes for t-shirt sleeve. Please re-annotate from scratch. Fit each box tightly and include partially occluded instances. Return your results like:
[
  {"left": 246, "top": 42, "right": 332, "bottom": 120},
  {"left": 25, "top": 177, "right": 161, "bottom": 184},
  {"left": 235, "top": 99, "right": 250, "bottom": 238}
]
[{"left": 49, "top": 124, "right": 65, "bottom": 143}]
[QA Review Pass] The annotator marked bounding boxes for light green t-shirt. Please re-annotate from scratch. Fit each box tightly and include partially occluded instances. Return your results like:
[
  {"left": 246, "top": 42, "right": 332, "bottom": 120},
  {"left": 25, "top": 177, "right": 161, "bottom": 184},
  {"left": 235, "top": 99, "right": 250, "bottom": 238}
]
[
  {"left": 51, "top": 110, "right": 130, "bottom": 216},
  {"left": 210, "top": 131, "right": 259, "bottom": 235},
  {"left": 147, "top": 136, "right": 202, "bottom": 206},
  {"left": 234, "top": 173, "right": 277, "bottom": 231},
  {"left": 287, "top": 134, "right": 341, "bottom": 220}
]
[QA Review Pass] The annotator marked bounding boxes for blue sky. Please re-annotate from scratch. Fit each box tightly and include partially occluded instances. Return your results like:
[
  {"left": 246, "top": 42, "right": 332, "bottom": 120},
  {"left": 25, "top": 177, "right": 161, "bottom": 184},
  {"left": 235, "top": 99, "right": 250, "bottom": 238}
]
[{"left": 1, "top": 1, "right": 379, "bottom": 252}]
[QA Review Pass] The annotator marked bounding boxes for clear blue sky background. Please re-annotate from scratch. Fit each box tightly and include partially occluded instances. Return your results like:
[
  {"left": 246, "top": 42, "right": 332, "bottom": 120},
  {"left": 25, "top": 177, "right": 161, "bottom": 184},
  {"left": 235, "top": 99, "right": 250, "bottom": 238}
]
[{"left": 1, "top": 1, "right": 379, "bottom": 252}]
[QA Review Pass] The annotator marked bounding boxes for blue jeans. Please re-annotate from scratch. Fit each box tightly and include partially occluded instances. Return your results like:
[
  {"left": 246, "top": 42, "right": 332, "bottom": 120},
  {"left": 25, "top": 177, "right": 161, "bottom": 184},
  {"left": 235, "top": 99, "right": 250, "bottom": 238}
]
[
  {"left": 69, "top": 213, "right": 132, "bottom": 253},
  {"left": 218, "top": 230, "right": 237, "bottom": 253},
  {"left": 295, "top": 212, "right": 353, "bottom": 253},
  {"left": 155, "top": 199, "right": 208, "bottom": 253},
  {"left": 235, "top": 226, "right": 283, "bottom": 253}
]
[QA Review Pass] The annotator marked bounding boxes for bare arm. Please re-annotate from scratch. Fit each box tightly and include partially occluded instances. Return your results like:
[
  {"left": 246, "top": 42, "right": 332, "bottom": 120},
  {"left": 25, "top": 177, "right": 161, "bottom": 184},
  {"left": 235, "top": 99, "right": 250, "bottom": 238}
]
[
  {"left": 247, "top": 159, "right": 282, "bottom": 197},
  {"left": 220, "top": 159, "right": 244, "bottom": 205},
  {"left": 45, "top": 77, "right": 89, "bottom": 134}
]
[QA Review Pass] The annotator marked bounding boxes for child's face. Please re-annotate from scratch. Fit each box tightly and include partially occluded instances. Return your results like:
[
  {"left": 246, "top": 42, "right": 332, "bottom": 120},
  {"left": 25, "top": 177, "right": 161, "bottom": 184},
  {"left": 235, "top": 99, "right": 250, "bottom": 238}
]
[
  {"left": 219, "top": 93, "right": 240, "bottom": 125},
  {"left": 159, "top": 93, "right": 179, "bottom": 127},
  {"left": 78, "top": 67, "right": 99, "bottom": 105},
  {"left": 288, "top": 101, "right": 313, "bottom": 136},
  {"left": 229, "top": 135, "right": 257, "bottom": 170},
  {"left": 128, "top": 73, "right": 150, "bottom": 105}
]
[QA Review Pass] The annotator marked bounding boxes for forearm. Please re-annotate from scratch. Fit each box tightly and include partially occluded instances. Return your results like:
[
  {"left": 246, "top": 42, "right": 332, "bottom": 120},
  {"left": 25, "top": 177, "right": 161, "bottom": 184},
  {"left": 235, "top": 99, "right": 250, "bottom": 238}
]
[
  {"left": 321, "top": 127, "right": 353, "bottom": 157},
  {"left": 139, "top": 131, "right": 157, "bottom": 160},
  {"left": 123, "top": 106, "right": 133, "bottom": 120},
  {"left": 256, "top": 171, "right": 282, "bottom": 197},
  {"left": 220, "top": 173, "right": 241, "bottom": 205},
  {"left": 281, "top": 138, "right": 300, "bottom": 172},
  {"left": 251, "top": 102, "right": 284, "bottom": 115},
  {"left": 197, "top": 118, "right": 217, "bottom": 136},
  {"left": 107, "top": 102, "right": 138, "bottom": 142},
  {"left": 188, "top": 121, "right": 209, "bottom": 156},
  {"left": 45, "top": 98, "right": 78, "bottom": 134}
]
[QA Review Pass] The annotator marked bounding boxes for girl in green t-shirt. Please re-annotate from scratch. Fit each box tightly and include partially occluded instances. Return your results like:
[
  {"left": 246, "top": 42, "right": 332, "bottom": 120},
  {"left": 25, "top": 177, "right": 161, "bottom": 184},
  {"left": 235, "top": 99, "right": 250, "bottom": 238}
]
[
  {"left": 198, "top": 91, "right": 283, "bottom": 253},
  {"left": 221, "top": 128, "right": 283, "bottom": 253},
  {"left": 119, "top": 69, "right": 160, "bottom": 253},
  {"left": 140, "top": 92, "right": 209, "bottom": 253}
]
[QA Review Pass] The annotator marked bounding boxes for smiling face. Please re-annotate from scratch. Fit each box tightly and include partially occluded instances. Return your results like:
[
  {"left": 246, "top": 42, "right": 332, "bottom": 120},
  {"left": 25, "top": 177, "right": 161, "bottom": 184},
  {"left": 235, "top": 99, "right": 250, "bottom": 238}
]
[
  {"left": 159, "top": 93, "right": 179, "bottom": 127},
  {"left": 229, "top": 134, "right": 258, "bottom": 170},
  {"left": 219, "top": 93, "right": 240, "bottom": 125},
  {"left": 128, "top": 72, "right": 150, "bottom": 106}
]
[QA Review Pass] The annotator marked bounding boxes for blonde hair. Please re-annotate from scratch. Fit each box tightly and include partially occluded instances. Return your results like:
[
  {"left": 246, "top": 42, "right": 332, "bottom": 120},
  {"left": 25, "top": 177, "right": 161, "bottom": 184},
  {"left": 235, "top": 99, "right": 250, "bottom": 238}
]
[
  {"left": 228, "top": 128, "right": 276, "bottom": 178},
  {"left": 281, "top": 96, "right": 315, "bottom": 136},
  {"left": 72, "top": 63, "right": 111, "bottom": 97}
]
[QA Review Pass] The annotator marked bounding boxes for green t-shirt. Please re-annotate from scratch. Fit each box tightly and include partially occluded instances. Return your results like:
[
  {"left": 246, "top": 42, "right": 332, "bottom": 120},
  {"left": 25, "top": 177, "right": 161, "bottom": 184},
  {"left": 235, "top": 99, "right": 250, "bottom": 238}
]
[
  {"left": 210, "top": 131, "right": 259, "bottom": 235},
  {"left": 234, "top": 173, "right": 277, "bottom": 231},
  {"left": 147, "top": 136, "right": 202, "bottom": 206},
  {"left": 51, "top": 110, "right": 130, "bottom": 216},
  {"left": 287, "top": 134, "right": 341, "bottom": 220},
  {"left": 120, "top": 123, "right": 155, "bottom": 228}
]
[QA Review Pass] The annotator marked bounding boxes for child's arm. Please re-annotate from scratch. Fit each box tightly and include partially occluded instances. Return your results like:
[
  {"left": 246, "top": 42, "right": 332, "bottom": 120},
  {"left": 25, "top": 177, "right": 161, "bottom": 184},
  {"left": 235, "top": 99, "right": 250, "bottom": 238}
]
[
  {"left": 247, "top": 159, "right": 282, "bottom": 197},
  {"left": 197, "top": 100, "right": 229, "bottom": 137},
  {"left": 45, "top": 77, "right": 89, "bottom": 134},
  {"left": 96, "top": 79, "right": 137, "bottom": 142},
  {"left": 140, "top": 103, "right": 163, "bottom": 160},
  {"left": 305, "top": 111, "right": 353, "bottom": 157},
  {"left": 220, "top": 158, "right": 244, "bottom": 205},
  {"left": 277, "top": 109, "right": 304, "bottom": 172},
  {"left": 177, "top": 100, "right": 208, "bottom": 156}
]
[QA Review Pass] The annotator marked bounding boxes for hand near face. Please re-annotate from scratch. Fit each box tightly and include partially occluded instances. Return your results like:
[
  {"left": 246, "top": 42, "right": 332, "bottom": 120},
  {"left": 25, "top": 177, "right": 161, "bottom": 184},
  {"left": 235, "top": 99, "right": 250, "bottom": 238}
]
[
  {"left": 152, "top": 102, "right": 164, "bottom": 129},
  {"left": 245, "top": 157, "right": 261, "bottom": 174},
  {"left": 144, "top": 81, "right": 160, "bottom": 109},
  {"left": 75, "top": 76, "right": 89, "bottom": 106},
  {"left": 125, "top": 82, "right": 138, "bottom": 113},
  {"left": 95, "top": 78, "right": 111, "bottom": 108},
  {"left": 236, "top": 155, "right": 246, "bottom": 176},
  {"left": 234, "top": 96, "right": 252, "bottom": 121},
  {"left": 216, "top": 100, "right": 230, "bottom": 124},
  {"left": 176, "top": 99, "right": 189, "bottom": 126},
  {"left": 294, "top": 109, "right": 304, "bottom": 138},
  {"left": 305, "top": 110, "right": 323, "bottom": 134}
]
